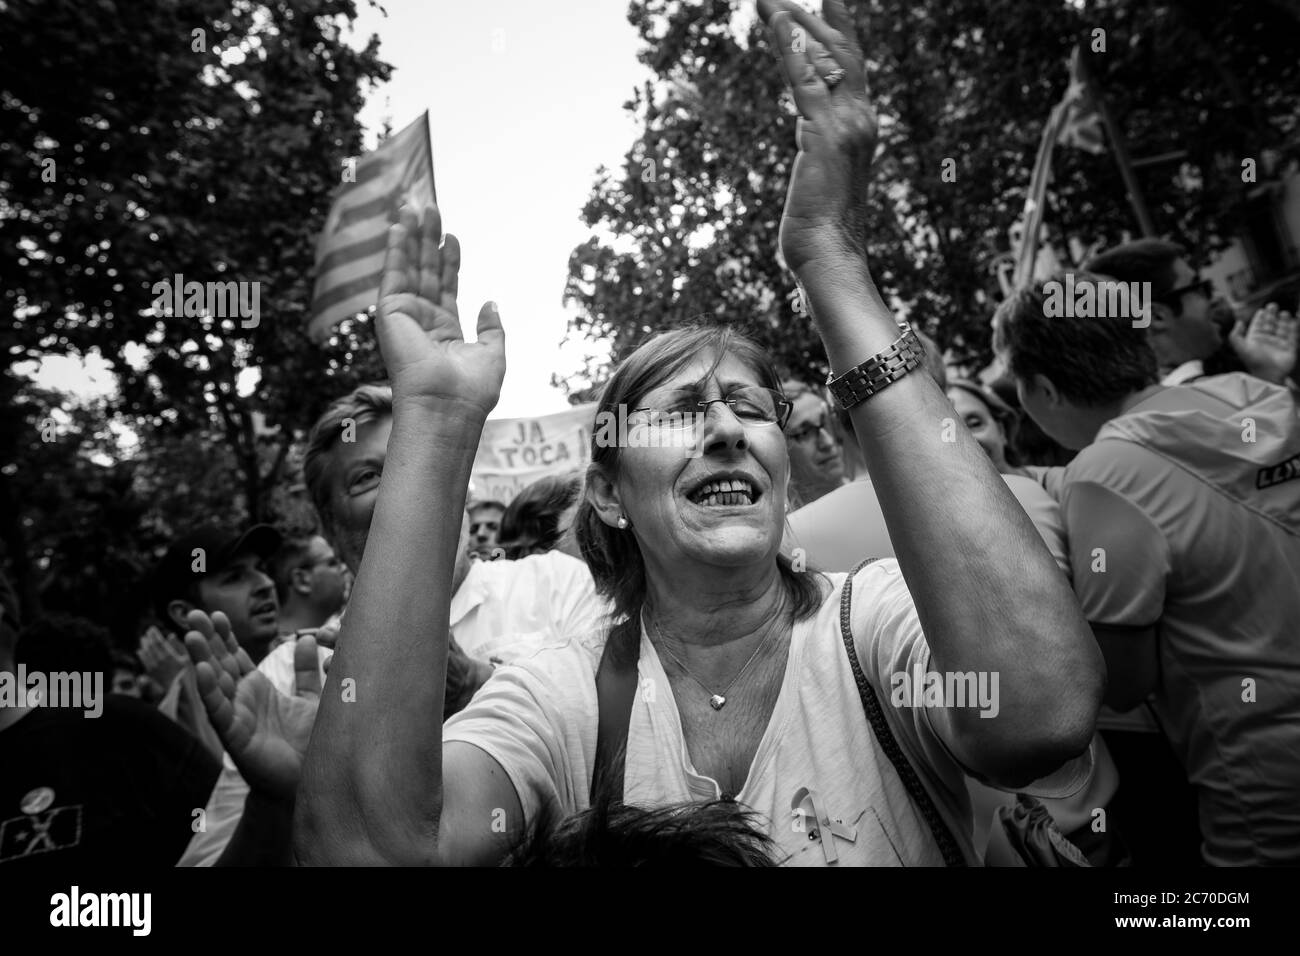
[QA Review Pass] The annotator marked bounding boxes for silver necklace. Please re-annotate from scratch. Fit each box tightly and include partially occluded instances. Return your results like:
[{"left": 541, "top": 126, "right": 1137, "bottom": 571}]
[{"left": 647, "top": 607, "right": 787, "bottom": 711}]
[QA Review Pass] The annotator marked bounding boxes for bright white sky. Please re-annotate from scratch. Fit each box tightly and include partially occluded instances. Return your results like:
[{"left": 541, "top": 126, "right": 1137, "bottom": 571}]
[
  {"left": 348, "top": 0, "right": 656, "bottom": 416},
  {"left": 32, "top": 0, "right": 653, "bottom": 420}
]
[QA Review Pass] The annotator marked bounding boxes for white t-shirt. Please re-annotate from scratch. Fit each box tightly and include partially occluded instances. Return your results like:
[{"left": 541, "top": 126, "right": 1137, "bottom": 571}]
[
  {"left": 177, "top": 551, "right": 609, "bottom": 866},
  {"left": 450, "top": 551, "right": 609, "bottom": 664},
  {"left": 445, "top": 561, "right": 1092, "bottom": 866}
]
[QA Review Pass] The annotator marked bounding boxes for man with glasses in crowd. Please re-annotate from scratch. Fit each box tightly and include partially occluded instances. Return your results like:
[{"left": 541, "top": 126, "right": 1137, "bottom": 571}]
[{"left": 1086, "top": 239, "right": 1297, "bottom": 388}]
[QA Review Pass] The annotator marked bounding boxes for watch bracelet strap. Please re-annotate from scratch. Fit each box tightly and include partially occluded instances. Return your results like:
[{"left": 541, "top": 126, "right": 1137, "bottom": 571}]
[{"left": 826, "top": 327, "right": 924, "bottom": 410}]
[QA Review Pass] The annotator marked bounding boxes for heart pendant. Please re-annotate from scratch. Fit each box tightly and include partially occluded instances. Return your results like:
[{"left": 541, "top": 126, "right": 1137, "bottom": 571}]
[{"left": 709, "top": 694, "right": 726, "bottom": 710}]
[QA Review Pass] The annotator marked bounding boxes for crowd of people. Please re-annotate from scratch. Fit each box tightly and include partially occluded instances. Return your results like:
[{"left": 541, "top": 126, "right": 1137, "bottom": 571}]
[{"left": 3, "top": 0, "right": 1298, "bottom": 868}]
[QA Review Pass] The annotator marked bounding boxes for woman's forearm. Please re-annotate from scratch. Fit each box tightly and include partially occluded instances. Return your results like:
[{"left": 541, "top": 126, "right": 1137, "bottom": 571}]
[
  {"left": 801, "top": 256, "right": 1103, "bottom": 784},
  {"left": 295, "top": 403, "right": 484, "bottom": 864}
]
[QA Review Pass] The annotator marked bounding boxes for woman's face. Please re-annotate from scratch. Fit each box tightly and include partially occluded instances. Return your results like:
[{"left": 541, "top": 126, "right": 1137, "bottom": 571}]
[
  {"left": 784, "top": 391, "right": 845, "bottom": 499},
  {"left": 948, "top": 388, "right": 1008, "bottom": 469},
  {"left": 613, "top": 352, "right": 789, "bottom": 575}
]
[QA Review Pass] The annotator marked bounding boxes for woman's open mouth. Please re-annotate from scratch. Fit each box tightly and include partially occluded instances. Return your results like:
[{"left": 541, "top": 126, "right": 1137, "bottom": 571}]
[{"left": 688, "top": 477, "right": 758, "bottom": 507}]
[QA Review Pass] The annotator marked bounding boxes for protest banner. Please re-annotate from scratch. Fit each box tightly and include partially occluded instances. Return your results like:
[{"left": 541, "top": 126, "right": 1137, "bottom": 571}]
[{"left": 469, "top": 403, "right": 597, "bottom": 506}]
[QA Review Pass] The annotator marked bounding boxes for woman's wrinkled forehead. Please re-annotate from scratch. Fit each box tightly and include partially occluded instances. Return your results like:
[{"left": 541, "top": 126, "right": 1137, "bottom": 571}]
[{"left": 638, "top": 350, "right": 766, "bottom": 403}]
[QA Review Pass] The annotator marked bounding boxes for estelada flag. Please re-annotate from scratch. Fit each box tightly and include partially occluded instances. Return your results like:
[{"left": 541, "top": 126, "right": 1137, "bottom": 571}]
[
  {"left": 1014, "top": 47, "right": 1105, "bottom": 288},
  {"left": 308, "top": 112, "right": 436, "bottom": 343},
  {"left": 1056, "top": 48, "right": 1106, "bottom": 156}
]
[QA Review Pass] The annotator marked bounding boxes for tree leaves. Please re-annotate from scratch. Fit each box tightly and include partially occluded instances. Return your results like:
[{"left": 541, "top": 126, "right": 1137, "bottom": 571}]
[
  {"left": 1, "top": 0, "right": 391, "bottom": 634},
  {"left": 561, "top": 0, "right": 1299, "bottom": 392}
]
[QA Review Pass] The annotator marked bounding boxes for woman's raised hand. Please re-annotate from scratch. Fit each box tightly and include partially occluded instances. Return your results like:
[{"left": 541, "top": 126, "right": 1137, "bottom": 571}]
[
  {"left": 757, "top": 0, "right": 877, "bottom": 276},
  {"left": 376, "top": 203, "right": 506, "bottom": 419}
]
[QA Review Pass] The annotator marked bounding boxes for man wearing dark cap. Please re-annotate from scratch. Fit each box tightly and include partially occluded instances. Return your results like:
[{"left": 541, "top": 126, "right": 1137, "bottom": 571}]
[{"left": 153, "top": 524, "right": 283, "bottom": 665}]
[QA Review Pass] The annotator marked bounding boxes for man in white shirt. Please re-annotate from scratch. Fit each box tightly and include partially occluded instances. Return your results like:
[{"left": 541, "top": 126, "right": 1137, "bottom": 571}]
[{"left": 178, "top": 384, "right": 607, "bottom": 865}]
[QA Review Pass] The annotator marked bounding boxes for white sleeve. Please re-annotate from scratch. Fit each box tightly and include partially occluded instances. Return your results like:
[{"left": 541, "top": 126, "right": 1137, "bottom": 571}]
[
  {"left": 550, "top": 555, "right": 609, "bottom": 639},
  {"left": 176, "top": 758, "right": 249, "bottom": 866},
  {"left": 849, "top": 563, "right": 971, "bottom": 807},
  {"left": 852, "top": 563, "right": 1091, "bottom": 801},
  {"left": 443, "top": 656, "right": 586, "bottom": 825}
]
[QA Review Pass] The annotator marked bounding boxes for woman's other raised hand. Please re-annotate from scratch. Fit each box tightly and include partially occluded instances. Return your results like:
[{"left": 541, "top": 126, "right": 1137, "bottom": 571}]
[
  {"left": 376, "top": 203, "right": 506, "bottom": 421},
  {"left": 757, "top": 0, "right": 878, "bottom": 277}
]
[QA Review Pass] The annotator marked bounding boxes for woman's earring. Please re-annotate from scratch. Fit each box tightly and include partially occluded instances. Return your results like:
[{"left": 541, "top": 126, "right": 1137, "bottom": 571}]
[{"left": 616, "top": 515, "right": 629, "bottom": 530}]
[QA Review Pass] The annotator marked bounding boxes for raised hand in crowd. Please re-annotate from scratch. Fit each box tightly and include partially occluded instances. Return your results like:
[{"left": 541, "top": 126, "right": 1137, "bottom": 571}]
[
  {"left": 759, "top": 0, "right": 1102, "bottom": 785},
  {"left": 372, "top": 202, "right": 506, "bottom": 417},
  {"left": 137, "top": 625, "right": 188, "bottom": 693},
  {"left": 296, "top": 202, "right": 507, "bottom": 864},
  {"left": 1229, "top": 301, "right": 1299, "bottom": 386},
  {"left": 143, "top": 622, "right": 225, "bottom": 760},
  {"left": 756, "top": 0, "right": 877, "bottom": 279},
  {"left": 182, "top": 609, "right": 320, "bottom": 800}
]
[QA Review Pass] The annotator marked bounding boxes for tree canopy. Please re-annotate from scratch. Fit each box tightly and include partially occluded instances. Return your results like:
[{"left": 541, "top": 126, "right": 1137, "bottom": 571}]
[
  {"left": 560, "top": 0, "right": 1300, "bottom": 395},
  {"left": 1, "top": 0, "right": 391, "bottom": 634}
]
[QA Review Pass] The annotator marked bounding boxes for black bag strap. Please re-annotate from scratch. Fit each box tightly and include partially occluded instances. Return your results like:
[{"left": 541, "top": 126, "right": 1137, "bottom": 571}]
[
  {"left": 590, "top": 617, "right": 640, "bottom": 805},
  {"left": 840, "top": 558, "right": 967, "bottom": 867}
]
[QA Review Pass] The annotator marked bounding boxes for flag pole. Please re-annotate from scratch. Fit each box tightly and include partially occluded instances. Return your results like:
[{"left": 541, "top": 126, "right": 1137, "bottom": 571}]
[
  {"left": 1012, "top": 98, "right": 1071, "bottom": 289},
  {"left": 1080, "top": 52, "right": 1156, "bottom": 237}
]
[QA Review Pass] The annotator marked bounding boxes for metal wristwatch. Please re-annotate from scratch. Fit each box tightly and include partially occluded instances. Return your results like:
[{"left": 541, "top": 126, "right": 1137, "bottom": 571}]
[{"left": 826, "top": 327, "right": 925, "bottom": 411}]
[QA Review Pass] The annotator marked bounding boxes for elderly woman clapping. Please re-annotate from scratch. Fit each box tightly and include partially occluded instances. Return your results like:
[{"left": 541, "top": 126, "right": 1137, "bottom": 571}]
[{"left": 294, "top": 0, "right": 1103, "bottom": 866}]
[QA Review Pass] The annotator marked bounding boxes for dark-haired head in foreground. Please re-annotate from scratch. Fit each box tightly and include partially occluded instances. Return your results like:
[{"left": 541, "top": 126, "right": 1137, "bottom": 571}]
[
  {"left": 993, "top": 271, "right": 1160, "bottom": 450},
  {"left": 507, "top": 797, "right": 778, "bottom": 867}
]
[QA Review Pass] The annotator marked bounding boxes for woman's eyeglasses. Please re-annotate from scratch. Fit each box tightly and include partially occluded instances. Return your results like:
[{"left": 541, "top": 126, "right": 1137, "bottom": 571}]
[{"left": 629, "top": 385, "right": 793, "bottom": 431}]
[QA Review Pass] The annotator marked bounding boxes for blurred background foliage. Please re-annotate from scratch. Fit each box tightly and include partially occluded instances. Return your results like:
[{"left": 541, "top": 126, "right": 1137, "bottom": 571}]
[
  {"left": 559, "top": 0, "right": 1300, "bottom": 395},
  {"left": 1, "top": 0, "right": 390, "bottom": 640}
]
